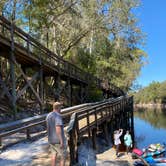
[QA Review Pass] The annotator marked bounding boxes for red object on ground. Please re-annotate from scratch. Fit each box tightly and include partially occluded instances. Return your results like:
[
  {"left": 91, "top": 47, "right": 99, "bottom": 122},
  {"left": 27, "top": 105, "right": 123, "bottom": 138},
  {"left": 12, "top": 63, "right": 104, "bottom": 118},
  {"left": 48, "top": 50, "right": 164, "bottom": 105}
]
[{"left": 132, "top": 148, "right": 143, "bottom": 156}]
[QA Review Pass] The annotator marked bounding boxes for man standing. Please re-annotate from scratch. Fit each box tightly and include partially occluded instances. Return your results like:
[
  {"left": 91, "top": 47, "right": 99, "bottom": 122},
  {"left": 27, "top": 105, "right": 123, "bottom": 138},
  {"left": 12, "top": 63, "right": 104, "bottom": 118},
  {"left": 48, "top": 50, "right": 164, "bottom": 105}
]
[
  {"left": 114, "top": 129, "right": 123, "bottom": 157},
  {"left": 46, "top": 102, "right": 66, "bottom": 166}
]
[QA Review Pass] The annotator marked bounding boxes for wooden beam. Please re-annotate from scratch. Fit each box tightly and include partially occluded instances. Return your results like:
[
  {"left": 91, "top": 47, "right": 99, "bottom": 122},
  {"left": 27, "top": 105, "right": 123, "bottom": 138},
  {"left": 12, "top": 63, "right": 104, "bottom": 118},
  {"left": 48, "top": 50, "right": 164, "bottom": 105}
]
[
  {"left": 103, "top": 122, "right": 109, "bottom": 146},
  {"left": 53, "top": 75, "right": 61, "bottom": 100},
  {"left": 16, "top": 72, "right": 39, "bottom": 100},
  {"left": 39, "top": 67, "right": 44, "bottom": 112},
  {"left": 66, "top": 78, "right": 72, "bottom": 106},
  {"left": 79, "top": 84, "right": 84, "bottom": 103},
  {"left": 0, "top": 75, "right": 12, "bottom": 102},
  {"left": 92, "top": 128, "right": 97, "bottom": 150},
  {"left": 39, "top": 68, "right": 44, "bottom": 101},
  {"left": 0, "top": 72, "right": 9, "bottom": 99},
  {"left": 10, "top": 22, "right": 17, "bottom": 119},
  {"left": 15, "top": 61, "right": 42, "bottom": 105}
]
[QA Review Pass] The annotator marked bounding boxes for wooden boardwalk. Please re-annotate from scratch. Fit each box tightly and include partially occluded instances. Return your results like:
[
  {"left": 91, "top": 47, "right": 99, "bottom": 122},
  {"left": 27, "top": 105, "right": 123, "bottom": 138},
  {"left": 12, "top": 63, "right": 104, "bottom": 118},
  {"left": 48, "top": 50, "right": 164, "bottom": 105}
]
[
  {"left": 0, "top": 15, "right": 133, "bottom": 166},
  {"left": 0, "top": 96, "right": 134, "bottom": 165},
  {"left": 0, "top": 15, "right": 100, "bottom": 112}
]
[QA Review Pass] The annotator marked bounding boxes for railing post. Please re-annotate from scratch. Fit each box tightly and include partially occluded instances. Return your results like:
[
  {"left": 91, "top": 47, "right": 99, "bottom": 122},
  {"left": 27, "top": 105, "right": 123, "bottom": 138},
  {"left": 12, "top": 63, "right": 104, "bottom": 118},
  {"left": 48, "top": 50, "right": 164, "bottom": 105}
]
[
  {"left": 79, "top": 83, "right": 84, "bottom": 104},
  {"left": 66, "top": 78, "right": 72, "bottom": 106},
  {"left": 67, "top": 113, "right": 78, "bottom": 165},
  {"left": 39, "top": 67, "right": 44, "bottom": 113},
  {"left": 68, "top": 130, "right": 77, "bottom": 166},
  {"left": 0, "top": 137, "right": 2, "bottom": 148},
  {"left": 92, "top": 128, "right": 97, "bottom": 150},
  {"left": 103, "top": 122, "right": 109, "bottom": 146},
  {"left": 87, "top": 110, "right": 91, "bottom": 139},
  {"left": 130, "top": 96, "right": 135, "bottom": 144},
  {"left": 10, "top": 21, "right": 17, "bottom": 120},
  {"left": 94, "top": 108, "right": 98, "bottom": 128},
  {"left": 26, "top": 128, "right": 31, "bottom": 139}
]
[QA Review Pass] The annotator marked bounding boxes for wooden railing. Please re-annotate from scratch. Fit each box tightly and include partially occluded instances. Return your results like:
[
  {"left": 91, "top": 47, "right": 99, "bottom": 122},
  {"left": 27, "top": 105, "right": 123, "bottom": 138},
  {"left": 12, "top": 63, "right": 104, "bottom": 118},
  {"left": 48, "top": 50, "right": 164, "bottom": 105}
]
[
  {"left": 0, "top": 96, "right": 133, "bottom": 165},
  {"left": 0, "top": 103, "right": 92, "bottom": 148},
  {"left": 0, "top": 99, "right": 112, "bottom": 149},
  {"left": 0, "top": 16, "right": 100, "bottom": 85},
  {"left": 67, "top": 96, "right": 133, "bottom": 165}
]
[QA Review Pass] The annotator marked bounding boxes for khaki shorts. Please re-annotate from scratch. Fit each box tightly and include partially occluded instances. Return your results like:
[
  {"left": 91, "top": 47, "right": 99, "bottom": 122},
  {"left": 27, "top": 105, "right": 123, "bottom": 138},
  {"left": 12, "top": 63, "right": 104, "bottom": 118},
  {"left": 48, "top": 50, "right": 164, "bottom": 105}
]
[{"left": 50, "top": 144, "right": 67, "bottom": 159}]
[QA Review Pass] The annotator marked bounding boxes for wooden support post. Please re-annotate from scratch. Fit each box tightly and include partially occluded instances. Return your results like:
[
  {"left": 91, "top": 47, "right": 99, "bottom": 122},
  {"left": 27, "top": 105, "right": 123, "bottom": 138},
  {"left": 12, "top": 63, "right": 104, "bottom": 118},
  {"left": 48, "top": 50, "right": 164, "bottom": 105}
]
[
  {"left": 10, "top": 22, "right": 17, "bottom": 120},
  {"left": 0, "top": 137, "right": 2, "bottom": 148},
  {"left": 43, "top": 76, "right": 46, "bottom": 101},
  {"left": 65, "top": 82, "right": 73, "bottom": 106},
  {"left": 0, "top": 74, "right": 12, "bottom": 102},
  {"left": 130, "top": 97, "right": 135, "bottom": 144},
  {"left": 122, "top": 100, "right": 126, "bottom": 130},
  {"left": 71, "top": 84, "right": 73, "bottom": 106},
  {"left": 26, "top": 129, "right": 31, "bottom": 139},
  {"left": 67, "top": 78, "right": 72, "bottom": 106},
  {"left": 79, "top": 84, "right": 84, "bottom": 104},
  {"left": 54, "top": 75, "right": 61, "bottom": 101},
  {"left": 68, "top": 130, "right": 77, "bottom": 166},
  {"left": 87, "top": 111, "right": 91, "bottom": 139},
  {"left": 123, "top": 112, "right": 126, "bottom": 130},
  {"left": 39, "top": 67, "right": 44, "bottom": 113},
  {"left": 92, "top": 128, "right": 97, "bottom": 150},
  {"left": 109, "top": 122, "right": 114, "bottom": 144},
  {"left": 67, "top": 113, "right": 78, "bottom": 165},
  {"left": 84, "top": 85, "right": 89, "bottom": 102},
  {"left": 21, "top": 65, "right": 26, "bottom": 74},
  {"left": 103, "top": 122, "right": 109, "bottom": 146}
]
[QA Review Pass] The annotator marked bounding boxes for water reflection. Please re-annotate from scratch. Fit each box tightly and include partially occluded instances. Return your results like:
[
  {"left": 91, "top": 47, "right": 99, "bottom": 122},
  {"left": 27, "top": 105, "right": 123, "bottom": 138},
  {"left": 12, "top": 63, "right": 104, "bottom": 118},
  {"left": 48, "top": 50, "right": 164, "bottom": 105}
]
[
  {"left": 134, "top": 107, "right": 166, "bottom": 129},
  {"left": 134, "top": 107, "right": 166, "bottom": 149}
]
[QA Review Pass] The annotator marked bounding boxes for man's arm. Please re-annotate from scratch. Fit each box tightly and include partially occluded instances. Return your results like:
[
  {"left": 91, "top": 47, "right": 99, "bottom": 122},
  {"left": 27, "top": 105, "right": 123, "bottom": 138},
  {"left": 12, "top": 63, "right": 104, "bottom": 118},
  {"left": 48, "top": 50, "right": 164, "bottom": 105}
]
[
  {"left": 56, "top": 125, "right": 63, "bottom": 148},
  {"left": 119, "top": 129, "right": 123, "bottom": 136}
]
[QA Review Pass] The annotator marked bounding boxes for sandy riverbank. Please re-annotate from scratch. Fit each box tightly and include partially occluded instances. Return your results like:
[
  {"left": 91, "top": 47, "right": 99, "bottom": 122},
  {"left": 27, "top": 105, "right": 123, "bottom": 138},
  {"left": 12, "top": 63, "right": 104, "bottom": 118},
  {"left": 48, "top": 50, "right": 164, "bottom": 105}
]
[
  {"left": 31, "top": 137, "right": 137, "bottom": 166},
  {"left": 0, "top": 136, "right": 140, "bottom": 166},
  {"left": 96, "top": 148, "right": 136, "bottom": 166},
  {"left": 0, "top": 128, "right": 141, "bottom": 166},
  {"left": 77, "top": 136, "right": 137, "bottom": 166},
  {"left": 32, "top": 145, "right": 136, "bottom": 166}
]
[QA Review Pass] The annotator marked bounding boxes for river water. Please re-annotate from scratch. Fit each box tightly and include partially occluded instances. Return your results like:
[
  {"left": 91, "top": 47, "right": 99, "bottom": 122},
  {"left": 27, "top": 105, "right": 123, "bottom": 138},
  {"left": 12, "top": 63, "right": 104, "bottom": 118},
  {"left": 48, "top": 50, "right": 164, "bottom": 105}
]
[{"left": 134, "top": 107, "right": 166, "bottom": 149}]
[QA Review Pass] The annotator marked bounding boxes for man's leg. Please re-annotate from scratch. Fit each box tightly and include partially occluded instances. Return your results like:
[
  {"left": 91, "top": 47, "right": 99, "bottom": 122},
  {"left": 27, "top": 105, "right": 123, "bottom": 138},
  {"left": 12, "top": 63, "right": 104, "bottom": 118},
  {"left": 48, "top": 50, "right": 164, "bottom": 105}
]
[
  {"left": 50, "top": 144, "right": 58, "bottom": 166},
  {"left": 51, "top": 154, "right": 57, "bottom": 166},
  {"left": 59, "top": 158, "right": 65, "bottom": 166},
  {"left": 116, "top": 144, "right": 119, "bottom": 156},
  {"left": 59, "top": 147, "right": 67, "bottom": 166}
]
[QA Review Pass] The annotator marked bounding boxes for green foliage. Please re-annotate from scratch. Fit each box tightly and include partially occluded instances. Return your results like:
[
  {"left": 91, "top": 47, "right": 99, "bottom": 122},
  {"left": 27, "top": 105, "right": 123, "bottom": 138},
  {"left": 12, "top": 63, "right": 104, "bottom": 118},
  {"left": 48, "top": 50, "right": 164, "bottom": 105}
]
[
  {"left": 0, "top": 0, "right": 147, "bottom": 96},
  {"left": 87, "top": 87, "right": 103, "bottom": 102},
  {"left": 134, "top": 81, "right": 166, "bottom": 104}
]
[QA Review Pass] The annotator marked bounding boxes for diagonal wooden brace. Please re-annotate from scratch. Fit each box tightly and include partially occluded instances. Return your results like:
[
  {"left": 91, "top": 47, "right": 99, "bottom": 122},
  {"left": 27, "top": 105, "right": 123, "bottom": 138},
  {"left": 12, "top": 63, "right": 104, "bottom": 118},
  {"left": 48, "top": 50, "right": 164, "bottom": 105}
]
[
  {"left": 15, "top": 62, "right": 42, "bottom": 105},
  {"left": 0, "top": 75, "right": 12, "bottom": 102},
  {"left": 16, "top": 72, "right": 39, "bottom": 100}
]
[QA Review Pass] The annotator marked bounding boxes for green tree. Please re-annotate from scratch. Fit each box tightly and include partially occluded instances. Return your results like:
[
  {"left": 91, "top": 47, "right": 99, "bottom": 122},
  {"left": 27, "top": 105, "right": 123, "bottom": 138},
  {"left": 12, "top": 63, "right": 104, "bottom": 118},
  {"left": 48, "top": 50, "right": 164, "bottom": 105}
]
[
  {"left": 0, "top": 0, "right": 147, "bottom": 94},
  {"left": 134, "top": 81, "right": 166, "bottom": 104}
]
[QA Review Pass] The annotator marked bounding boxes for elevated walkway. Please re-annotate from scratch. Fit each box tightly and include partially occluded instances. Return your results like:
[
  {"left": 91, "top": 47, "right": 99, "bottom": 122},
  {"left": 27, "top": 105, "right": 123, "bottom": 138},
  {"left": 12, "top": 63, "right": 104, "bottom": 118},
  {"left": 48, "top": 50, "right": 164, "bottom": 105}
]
[{"left": 0, "top": 16, "right": 92, "bottom": 84}]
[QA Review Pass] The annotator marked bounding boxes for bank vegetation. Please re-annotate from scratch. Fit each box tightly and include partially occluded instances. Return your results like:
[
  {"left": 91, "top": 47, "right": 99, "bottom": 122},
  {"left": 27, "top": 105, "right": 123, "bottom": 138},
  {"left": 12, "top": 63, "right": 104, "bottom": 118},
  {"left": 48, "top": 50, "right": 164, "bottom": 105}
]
[{"left": 133, "top": 81, "right": 166, "bottom": 107}]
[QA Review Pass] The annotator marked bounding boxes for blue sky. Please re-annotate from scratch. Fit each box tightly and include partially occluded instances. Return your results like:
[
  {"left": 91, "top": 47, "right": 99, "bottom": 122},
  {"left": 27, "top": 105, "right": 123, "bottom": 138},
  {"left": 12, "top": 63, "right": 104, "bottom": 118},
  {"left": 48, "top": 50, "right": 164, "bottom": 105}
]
[{"left": 136, "top": 0, "right": 166, "bottom": 87}]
